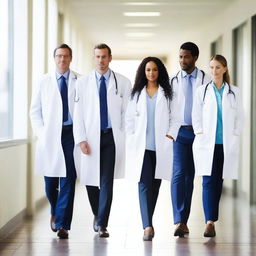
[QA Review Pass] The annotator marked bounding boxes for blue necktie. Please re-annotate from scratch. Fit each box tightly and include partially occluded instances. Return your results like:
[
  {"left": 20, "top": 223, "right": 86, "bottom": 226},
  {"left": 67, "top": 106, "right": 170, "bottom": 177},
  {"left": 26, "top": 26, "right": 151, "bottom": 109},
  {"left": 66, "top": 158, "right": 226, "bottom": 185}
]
[
  {"left": 184, "top": 74, "right": 193, "bottom": 125},
  {"left": 99, "top": 75, "right": 108, "bottom": 129},
  {"left": 60, "top": 76, "right": 68, "bottom": 122}
]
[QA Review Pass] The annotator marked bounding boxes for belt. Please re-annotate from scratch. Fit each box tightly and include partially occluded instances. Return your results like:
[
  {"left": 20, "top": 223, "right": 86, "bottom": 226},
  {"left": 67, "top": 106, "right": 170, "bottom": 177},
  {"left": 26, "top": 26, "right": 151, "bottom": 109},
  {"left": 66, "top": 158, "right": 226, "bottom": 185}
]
[
  {"left": 101, "top": 128, "right": 112, "bottom": 134},
  {"left": 62, "top": 125, "right": 73, "bottom": 131},
  {"left": 181, "top": 125, "right": 193, "bottom": 130}
]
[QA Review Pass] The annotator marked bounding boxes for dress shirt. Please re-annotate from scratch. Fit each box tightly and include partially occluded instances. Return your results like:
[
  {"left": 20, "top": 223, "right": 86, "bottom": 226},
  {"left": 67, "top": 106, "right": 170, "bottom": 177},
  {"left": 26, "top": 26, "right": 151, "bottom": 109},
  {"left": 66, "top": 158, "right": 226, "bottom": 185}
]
[
  {"left": 56, "top": 70, "right": 72, "bottom": 125},
  {"left": 95, "top": 69, "right": 112, "bottom": 128}
]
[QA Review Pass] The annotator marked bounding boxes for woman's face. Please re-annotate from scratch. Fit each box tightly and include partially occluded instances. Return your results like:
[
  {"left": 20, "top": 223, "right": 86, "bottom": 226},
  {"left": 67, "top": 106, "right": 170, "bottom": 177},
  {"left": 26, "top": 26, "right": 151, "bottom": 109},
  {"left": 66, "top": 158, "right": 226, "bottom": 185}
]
[
  {"left": 145, "top": 61, "right": 159, "bottom": 83},
  {"left": 210, "top": 59, "right": 227, "bottom": 81}
]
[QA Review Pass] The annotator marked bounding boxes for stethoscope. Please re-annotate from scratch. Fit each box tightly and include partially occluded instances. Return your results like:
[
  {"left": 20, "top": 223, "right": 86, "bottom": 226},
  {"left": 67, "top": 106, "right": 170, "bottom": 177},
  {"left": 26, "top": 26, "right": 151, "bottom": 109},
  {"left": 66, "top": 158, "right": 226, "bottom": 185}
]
[
  {"left": 170, "top": 69, "right": 206, "bottom": 87},
  {"left": 202, "top": 81, "right": 236, "bottom": 103},
  {"left": 74, "top": 71, "right": 119, "bottom": 102}
]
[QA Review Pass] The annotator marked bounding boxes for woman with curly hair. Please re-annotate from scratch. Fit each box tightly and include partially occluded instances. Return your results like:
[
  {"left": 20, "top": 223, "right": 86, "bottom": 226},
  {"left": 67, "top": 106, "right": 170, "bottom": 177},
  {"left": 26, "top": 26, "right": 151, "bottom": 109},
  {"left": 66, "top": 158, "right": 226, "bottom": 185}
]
[{"left": 125, "top": 57, "right": 181, "bottom": 241}]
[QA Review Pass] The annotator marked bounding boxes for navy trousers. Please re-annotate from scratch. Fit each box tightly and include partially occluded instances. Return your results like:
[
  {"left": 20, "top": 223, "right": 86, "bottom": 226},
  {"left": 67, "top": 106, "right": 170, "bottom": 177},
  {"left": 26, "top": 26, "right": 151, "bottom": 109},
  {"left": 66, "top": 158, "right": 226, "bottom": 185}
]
[
  {"left": 86, "top": 130, "right": 115, "bottom": 228},
  {"left": 44, "top": 126, "right": 76, "bottom": 230},
  {"left": 203, "top": 144, "right": 224, "bottom": 222},
  {"left": 171, "top": 127, "right": 195, "bottom": 224},
  {"left": 139, "top": 150, "right": 161, "bottom": 229}
]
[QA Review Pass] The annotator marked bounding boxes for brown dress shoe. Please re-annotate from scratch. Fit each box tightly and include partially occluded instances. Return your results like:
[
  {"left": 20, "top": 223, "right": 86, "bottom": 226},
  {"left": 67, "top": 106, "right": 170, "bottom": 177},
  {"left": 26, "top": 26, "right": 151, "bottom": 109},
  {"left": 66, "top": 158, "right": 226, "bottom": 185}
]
[
  {"left": 174, "top": 223, "right": 189, "bottom": 237},
  {"left": 143, "top": 227, "right": 154, "bottom": 241},
  {"left": 50, "top": 216, "right": 57, "bottom": 232},
  {"left": 204, "top": 223, "right": 216, "bottom": 237},
  {"left": 98, "top": 227, "right": 109, "bottom": 238},
  {"left": 57, "top": 228, "right": 69, "bottom": 239}
]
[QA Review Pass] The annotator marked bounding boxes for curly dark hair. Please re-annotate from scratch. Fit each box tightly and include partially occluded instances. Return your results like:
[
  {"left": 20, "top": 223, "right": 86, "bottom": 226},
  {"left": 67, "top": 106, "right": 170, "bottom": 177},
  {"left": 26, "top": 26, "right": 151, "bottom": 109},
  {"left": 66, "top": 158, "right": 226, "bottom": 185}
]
[{"left": 131, "top": 57, "right": 173, "bottom": 101}]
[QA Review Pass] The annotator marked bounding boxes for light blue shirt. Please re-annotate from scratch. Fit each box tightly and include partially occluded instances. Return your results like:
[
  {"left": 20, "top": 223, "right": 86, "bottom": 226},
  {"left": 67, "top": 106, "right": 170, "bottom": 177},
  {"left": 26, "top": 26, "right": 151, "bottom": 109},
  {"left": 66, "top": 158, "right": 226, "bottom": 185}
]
[
  {"left": 181, "top": 68, "right": 198, "bottom": 125},
  {"left": 56, "top": 70, "right": 72, "bottom": 125},
  {"left": 95, "top": 69, "right": 112, "bottom": 129},
  {"left": 146, "top": 91, "right": 158, "bottom": 151},
  {"left": 212, "top": 82, "right": 225, "bottom": 144}
]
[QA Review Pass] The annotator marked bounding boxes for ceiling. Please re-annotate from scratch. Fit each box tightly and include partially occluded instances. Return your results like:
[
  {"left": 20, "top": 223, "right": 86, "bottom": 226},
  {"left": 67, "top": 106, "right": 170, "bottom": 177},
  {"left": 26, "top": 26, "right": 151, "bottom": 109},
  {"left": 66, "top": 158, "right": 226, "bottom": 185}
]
[{"left": 63, "top": 0, "right": 235, "bottom": 59}]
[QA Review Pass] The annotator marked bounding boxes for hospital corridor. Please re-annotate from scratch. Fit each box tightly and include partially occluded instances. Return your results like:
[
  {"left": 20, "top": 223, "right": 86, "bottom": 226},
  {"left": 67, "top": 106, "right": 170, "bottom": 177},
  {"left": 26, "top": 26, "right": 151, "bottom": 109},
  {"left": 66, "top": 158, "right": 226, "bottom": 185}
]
[{"left": 1, "top": 0, "right": 256, "bottom": 255}]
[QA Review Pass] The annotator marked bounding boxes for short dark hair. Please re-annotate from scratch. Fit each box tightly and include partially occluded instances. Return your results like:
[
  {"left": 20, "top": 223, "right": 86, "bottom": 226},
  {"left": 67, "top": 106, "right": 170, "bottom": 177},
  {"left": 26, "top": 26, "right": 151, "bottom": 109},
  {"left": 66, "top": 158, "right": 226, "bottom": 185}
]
[
  {"left": 94, "top": 43, "right": 112, "bottom": 56},
  {"left": 180, "top": 42, "right": 199, "bottom": 57},
  {"left": 53, "top": 43, "right": 72, "bottom": 57}
]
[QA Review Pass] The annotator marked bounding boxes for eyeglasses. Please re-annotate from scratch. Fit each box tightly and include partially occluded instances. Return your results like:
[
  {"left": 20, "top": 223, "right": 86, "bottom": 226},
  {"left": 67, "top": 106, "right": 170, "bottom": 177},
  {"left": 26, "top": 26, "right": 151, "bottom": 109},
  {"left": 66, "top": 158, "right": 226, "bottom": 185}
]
[{"left": 55, "top": 54, "right": 71, "bottom": 59}]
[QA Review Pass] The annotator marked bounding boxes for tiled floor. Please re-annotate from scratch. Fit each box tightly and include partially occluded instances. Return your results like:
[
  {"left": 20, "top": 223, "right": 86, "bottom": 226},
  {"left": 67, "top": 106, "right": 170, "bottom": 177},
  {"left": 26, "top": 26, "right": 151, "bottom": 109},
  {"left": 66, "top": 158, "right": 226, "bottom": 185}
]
[{"left": 0, "top": 179, "right": 256, "bottom": 255}]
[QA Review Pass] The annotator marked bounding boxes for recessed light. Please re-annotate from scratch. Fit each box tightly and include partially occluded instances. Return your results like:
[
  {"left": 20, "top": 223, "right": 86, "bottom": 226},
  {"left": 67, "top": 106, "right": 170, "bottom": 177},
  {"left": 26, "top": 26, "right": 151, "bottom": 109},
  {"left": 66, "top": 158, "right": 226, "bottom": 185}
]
[{"left": 123, "top": 12, "right": 161, "bottom": 17}]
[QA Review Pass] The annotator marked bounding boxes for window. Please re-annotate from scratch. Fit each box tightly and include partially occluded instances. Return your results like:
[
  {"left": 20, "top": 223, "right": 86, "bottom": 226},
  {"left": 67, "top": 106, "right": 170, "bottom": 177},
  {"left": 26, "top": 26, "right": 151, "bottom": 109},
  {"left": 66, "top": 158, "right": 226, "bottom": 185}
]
[{"left": 0, "top": 0, "right": 12, "bottom": 140}]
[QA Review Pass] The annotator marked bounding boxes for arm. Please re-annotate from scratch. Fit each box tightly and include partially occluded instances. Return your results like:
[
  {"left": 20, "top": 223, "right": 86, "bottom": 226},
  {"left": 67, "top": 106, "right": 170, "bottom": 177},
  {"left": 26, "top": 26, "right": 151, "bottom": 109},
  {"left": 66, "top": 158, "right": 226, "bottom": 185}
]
[
  {"left": 121, "top": 78, "right": 132, "bottom": 131},
  {"left": 234, "top": 88, "right": 244, "bottom": 136},
  {"left": 30, "top": 78, "right": 44, "bottom": 138},
  {"left": 125, "top": 95, "right": 136, "bottom": 135},
  {"left": 73, "top": 78, "right": 88, "bottom": 147},
  {"left": 192, "top": 87, "right": 203, "bottom": 134},
  {"left": 166, "top": 91, "right": 182, "bottom": 141}
]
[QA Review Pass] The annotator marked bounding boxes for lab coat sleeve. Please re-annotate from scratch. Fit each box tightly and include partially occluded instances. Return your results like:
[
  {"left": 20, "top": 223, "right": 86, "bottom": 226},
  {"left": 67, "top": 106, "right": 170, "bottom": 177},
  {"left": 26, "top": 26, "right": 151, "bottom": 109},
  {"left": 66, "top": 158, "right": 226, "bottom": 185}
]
[
  {"left": 121, "top": 79, "right": 132, "bottom": 131},
  {"left": 73, "top": 78, "right": 87, "bottom": 145},
  {"left": 167, "top": 91, "right": 181, "bottom": 140},
  {"left": 125, "top": 96, "right": 136, "bottom": 135},
  {"left": 233, "top": 88, "right": 244, "bottom": 136},
  {"left": 192, "top": 87, "right": 203, "bottom": 134},
  {"left": 30, "top": 79, "right": 44, "bottom": 138}
]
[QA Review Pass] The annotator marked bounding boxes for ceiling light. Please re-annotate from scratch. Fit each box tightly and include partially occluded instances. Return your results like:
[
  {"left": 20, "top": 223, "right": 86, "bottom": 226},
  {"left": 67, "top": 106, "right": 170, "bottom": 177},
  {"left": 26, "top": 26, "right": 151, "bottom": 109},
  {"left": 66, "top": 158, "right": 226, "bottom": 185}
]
[
  {"left": 125, "top": 23, "right": 158, "bottom": 28},
  {"left": 123, "top": 12, "right": 161, "bottom": 17}
]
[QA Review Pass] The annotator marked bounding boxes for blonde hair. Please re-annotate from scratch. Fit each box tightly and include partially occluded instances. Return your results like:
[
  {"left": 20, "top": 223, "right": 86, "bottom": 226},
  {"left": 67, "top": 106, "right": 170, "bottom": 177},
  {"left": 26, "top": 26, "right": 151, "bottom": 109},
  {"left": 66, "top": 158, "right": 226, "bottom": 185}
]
[{"left": 210, "top": 55, "right": 231, "bottom": 85}]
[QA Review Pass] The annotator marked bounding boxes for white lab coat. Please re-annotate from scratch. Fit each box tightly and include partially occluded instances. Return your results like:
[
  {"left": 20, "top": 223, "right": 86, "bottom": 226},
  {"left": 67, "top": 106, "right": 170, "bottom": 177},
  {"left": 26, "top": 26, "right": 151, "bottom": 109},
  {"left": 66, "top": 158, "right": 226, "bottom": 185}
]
[
  {"left": 125, "top": 87, "right": 181, "bottom": 182},
  {"left": 73, "top": 70, "right": 132, "bottom": 186},
  {"left": 171, "top": 69, "right": 211, "bottom": 125},
  {"left": 192, "top": 82, "right": 244, "bottom": 179},
  {"left": 30, "top": 70, "right": 80, "bottom": 177}
]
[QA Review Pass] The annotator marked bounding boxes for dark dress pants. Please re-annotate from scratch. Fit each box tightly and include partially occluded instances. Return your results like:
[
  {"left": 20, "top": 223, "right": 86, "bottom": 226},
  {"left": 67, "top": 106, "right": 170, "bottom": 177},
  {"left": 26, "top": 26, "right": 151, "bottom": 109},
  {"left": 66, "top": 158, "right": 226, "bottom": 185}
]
[
  {"left": 138, "top": 150, "right": 161, "bottom": 229},
  {"left": 171, "top": 127, "right": 195, "bottom": 224},
  {"left": 86, "top": 130, "right": 115, "bottom": 228},
  {"left": 203, "top": 144, "right": 224, "bottom": 222},
  {"left": 44, "top": 126, "right": 76, "bottom": 230}
]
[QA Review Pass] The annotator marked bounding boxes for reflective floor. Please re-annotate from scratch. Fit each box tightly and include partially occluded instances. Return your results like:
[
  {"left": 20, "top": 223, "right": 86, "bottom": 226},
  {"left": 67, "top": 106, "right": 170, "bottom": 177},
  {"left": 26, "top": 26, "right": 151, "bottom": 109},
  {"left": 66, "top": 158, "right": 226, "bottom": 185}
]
[{"left": 1, "top": 179, "right": 256, "bottom": 256}]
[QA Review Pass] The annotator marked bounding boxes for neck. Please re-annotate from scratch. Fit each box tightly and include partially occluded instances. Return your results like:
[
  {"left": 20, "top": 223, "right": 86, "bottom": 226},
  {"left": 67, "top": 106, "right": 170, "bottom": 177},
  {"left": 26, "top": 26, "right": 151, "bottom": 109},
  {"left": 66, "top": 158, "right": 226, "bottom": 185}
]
[
  {"left": 96, "top": 68, "right": 109, "bottom": 75},
  {"left": 185, "top": 66, "right": 196, "bottom": 74},
  {"left": 213, "top": 79, "right": 223, "bottom": 89},
  {"left": 147, "top": 81, "right": 158, "bottom": 88},
  {"left": 57, "top": 68, "right": 69, "bottom": 75}
]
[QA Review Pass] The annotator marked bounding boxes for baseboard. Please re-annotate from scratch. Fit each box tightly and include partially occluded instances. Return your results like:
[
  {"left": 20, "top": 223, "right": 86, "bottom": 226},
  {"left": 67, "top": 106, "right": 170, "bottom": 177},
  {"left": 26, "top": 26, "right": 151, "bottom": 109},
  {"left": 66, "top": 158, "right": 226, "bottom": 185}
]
[
  {"left": 0, "top": 209, "right": 27, "bottom": 239},
  {"left": 0, "top": 197, "right": 47, "bottom": 239}
]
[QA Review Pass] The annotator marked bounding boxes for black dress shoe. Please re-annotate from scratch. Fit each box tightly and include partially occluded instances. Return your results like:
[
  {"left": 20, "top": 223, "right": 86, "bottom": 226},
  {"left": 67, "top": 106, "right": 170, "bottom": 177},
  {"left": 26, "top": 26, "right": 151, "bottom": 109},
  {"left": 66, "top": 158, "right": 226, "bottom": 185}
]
[
  {"left": 93, "top": 216, "right": 99, "bottom": 232},
  {"left": 204, "top": 223, "right": 216, "bottom": 237},
  {"left": 174, "top": 223, "right": 189, "bottom": 237},
  {"left": 57, "top": 228, "right": 69, "bottom": 239},
  {"left": 50, "top": 216, "right": 57, "bottom": 232},
  {"left": 98, "top": 227, "right": 109, "bottom": 238}
]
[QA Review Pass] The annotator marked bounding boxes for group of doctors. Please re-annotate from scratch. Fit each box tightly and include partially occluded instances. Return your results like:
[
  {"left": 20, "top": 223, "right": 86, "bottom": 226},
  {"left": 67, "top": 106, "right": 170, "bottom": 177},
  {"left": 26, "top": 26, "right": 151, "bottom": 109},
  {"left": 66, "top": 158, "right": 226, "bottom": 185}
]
[{"left": 30, "top": 42, "right": 243, "bottom": 240}]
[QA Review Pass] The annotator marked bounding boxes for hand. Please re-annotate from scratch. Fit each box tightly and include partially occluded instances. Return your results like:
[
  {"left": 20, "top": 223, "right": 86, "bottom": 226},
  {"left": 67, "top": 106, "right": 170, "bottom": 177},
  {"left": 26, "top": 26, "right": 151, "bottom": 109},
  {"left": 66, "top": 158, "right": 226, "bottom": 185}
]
[
  {"left": 80, "top": 141, "right": 90, "bottom": 155},
  {"left": 166, "top": 135, "right": 174, "bottom": 140}
]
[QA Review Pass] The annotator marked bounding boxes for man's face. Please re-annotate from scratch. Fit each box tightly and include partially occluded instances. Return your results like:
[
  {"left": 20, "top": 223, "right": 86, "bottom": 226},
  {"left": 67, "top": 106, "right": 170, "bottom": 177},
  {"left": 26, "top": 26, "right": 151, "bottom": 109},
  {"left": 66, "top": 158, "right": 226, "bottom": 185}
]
[
  {"left": 94, "top": 48, "right": 112, "bottom": 74},
  {"left": 54, "top": 48, "right": 72, "bottom": 73},
  {"left": 179, "top": 49, "right": 198, "bottom": 72}
]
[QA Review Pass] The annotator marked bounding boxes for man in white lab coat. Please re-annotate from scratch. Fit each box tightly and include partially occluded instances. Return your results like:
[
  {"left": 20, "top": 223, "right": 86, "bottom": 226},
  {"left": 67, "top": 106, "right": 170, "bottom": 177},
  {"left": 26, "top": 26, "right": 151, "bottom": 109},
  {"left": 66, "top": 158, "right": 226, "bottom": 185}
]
[
  {"left": 30, "top": 44, "right": 79, "bottom": 239},
  {"left": 73, "top": 43, "right": 131, "bottom": 237},
  {"left": 170, "top": 42, "right": 211, "bottom": 237}
]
